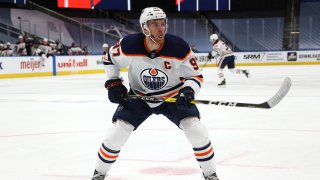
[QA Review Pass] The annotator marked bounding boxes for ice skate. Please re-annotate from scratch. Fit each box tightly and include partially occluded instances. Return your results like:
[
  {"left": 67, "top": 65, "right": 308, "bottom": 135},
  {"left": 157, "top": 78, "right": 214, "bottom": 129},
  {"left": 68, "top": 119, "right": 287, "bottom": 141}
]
[
  {"left": 203, "top": 172, "right": 219, "bottom": 180},
  {"left": 92, "top": 170, "right": 106, "bottom": 180},
  {"left": 242, "top": 70, "right": 250, "bottom": 78},
  {"left": 217, "top": 79, "right": 226, "bottom": 88}
]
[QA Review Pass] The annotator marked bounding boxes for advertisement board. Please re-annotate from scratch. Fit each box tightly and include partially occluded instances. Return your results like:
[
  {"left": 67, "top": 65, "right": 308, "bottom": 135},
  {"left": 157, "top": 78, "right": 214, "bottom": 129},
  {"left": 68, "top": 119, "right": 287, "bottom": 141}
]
[
  {"left": 1, "top": 50, "right": 320, "bottom": 79},
  {"left": 297, "top": 51, "right": 320, "bottom": 61},
  {"left": 0, "top": 56, "right": 53, "bottom": 78},
  {"left": 234, "top": 52, "right": 288, "bottom": 63},
  {"left": 55, "top": 55, "right": 104, "bottom": 75}
]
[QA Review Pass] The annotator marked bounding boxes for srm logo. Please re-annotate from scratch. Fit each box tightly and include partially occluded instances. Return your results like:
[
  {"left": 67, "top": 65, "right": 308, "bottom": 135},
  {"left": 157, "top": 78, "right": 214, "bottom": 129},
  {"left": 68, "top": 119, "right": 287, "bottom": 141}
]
[
  {"left": 243, "top": 53, "right": 265, "bottom": 60},
  {"left": 140, "top": 68, "right": 168, "bottom": 90}
]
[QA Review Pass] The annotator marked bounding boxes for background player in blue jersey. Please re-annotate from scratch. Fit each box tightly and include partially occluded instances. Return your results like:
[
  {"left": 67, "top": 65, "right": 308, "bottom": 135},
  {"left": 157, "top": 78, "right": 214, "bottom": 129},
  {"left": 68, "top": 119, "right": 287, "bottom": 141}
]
[{"left": 92, "top": 7, "right": 219, "bottom": 180}]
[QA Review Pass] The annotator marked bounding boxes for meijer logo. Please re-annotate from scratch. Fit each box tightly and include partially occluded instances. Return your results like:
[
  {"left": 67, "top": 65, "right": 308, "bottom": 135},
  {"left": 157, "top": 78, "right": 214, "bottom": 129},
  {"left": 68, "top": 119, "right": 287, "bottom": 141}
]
[{"left": 20, "top": 58, "right": 41, "bottom": 71}]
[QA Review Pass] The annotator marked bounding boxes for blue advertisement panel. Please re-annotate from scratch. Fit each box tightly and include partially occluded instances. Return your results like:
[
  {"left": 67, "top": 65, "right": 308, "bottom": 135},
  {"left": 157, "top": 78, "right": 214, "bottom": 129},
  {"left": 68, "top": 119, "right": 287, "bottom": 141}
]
[{"left": 95, "top": 0, "right": 130, "bottom": 10}]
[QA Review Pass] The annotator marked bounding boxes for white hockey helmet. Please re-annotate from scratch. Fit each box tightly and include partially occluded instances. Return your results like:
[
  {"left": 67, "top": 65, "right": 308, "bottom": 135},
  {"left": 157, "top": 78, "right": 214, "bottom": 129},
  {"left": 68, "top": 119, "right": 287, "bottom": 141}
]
[
  {"left": 102, "top": 43, "right": 109, "bottom": 48},
  {"left": 210, "top": 34, "right": 219, "bottom": 42},
  {"left": 139, "top": 7, "right": 167, "bottom": 36}
]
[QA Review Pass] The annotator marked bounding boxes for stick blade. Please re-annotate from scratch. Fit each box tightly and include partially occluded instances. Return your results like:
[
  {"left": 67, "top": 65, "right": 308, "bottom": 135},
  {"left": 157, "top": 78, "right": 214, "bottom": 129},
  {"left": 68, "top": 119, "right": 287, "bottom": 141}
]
[{"left": 266, "top": 77, "right": 292, "bottom": 108}]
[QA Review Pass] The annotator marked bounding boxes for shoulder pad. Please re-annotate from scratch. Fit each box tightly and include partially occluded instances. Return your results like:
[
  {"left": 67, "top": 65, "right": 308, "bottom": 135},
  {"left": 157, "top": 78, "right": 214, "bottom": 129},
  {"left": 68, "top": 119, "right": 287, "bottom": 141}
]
[
  {"left": 120, "top": 33, "right": 146, "bottom": 55},
  {"left": 161, "top": 34, "right": 191, "bottom": 59}
]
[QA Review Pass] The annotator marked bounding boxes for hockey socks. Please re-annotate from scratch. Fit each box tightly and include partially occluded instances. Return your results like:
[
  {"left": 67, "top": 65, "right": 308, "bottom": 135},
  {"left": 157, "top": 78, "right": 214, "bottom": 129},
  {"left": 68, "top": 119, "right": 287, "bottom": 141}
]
[
  {"left": 96, "top": 143, "right": 120, "bottom": 175},
  {"left": 193, "top": 141, "right": 217, "bottom": 176}
]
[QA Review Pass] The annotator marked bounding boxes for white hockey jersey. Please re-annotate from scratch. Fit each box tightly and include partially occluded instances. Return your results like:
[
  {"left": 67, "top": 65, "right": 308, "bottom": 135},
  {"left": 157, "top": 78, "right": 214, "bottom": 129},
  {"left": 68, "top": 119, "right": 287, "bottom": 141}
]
[
  {"left": 104, "top": 33, "right": 203, "bottom": 107},
  {"left": 211, "top": 40, "right": 233, "bottom": 62},
  {"left": 38, "top": 44, "right": 52, "bottom": 55}
]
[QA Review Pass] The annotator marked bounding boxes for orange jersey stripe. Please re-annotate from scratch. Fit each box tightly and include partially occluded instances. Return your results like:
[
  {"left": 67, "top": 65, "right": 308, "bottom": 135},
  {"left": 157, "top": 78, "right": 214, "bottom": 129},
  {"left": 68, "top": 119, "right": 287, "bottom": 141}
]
[
  {"left": 193, "top": 76, "right": 204, "bottom": 83},
  {"left": 161, "top": 89, "right": 180, "bottom": 99}
]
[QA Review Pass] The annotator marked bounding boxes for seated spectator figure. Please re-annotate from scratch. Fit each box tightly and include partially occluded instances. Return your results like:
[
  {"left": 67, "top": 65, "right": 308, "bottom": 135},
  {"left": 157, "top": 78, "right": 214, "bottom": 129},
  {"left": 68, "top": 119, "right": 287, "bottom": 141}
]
[
  {"left": 82, "top": 45, "right": 89, "bottom": 55},
  {"left": 68, "top": 42, "right": 84, "bottom": 55},
  {"left": 37, "top": 38, "right": 53, "bottom": 56},
  {"left": 1, "top": 42, "right": 14, "bottom": 56},
  {"left": 24, "top": 33, "right": 34, "bottom": 56},
  {"left": 49, "top": 41, "right": 57, "bottom": 55},
  {"left": 16, "top": 35, "right": 27, "bottom": 56},
  {"left": 55, "top": 39, "right": 64, "bottom": 55},
  {"left": 30, "top": 39, "right": 39, "bottom": 56},
  {"left": 0, "top": 43, "right": 4, "bottom": 56}
]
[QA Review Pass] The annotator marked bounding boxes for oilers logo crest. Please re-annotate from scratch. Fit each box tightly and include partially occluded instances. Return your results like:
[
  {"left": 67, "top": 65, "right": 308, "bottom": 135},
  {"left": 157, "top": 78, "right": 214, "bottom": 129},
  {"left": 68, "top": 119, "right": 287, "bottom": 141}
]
[{"left": 140, "top": 68, "right": 168, "bottom": 90}]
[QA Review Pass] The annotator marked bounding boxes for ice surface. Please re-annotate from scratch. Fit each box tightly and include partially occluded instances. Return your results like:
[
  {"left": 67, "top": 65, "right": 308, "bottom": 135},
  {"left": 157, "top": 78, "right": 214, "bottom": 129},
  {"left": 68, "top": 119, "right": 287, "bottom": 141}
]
[{"left": 0, "top": 65, "right": 319, "bottom": 180}]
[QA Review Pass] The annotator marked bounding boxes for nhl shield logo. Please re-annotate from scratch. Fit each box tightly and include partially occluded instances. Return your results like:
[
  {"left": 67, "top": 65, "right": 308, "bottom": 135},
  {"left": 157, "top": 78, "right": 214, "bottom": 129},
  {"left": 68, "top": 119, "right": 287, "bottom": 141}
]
[{"left": 140, "top": 68, "right": 168, "bottom": 90}]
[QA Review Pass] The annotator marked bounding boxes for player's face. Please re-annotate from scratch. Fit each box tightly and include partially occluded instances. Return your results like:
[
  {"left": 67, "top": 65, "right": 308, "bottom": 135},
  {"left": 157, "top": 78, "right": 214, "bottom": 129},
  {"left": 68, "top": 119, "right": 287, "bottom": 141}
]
[{"left": 147, "top": 19, "right": 166, "bottom": 43}]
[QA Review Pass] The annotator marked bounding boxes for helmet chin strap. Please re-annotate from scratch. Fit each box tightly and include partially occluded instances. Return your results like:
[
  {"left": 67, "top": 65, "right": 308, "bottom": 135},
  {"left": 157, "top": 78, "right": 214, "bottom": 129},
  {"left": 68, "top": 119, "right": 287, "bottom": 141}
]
[
  {"left": 149, "top": 35, "right": 158, "bottom": 45},
  {"left": 143, "top": 27, "right": 158, "bottom": 45}
]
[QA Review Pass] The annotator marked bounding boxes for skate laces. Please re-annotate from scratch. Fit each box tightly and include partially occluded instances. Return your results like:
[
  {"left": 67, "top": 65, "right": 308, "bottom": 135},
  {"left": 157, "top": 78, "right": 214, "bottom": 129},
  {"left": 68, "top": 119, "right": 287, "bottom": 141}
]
[{"left": 92, "top": 171, "right": 106, "bottom": 180}]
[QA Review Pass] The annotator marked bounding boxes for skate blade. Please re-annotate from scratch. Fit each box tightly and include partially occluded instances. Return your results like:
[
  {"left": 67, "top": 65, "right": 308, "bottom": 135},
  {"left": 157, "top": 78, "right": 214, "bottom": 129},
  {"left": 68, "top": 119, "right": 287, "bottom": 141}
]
[
  {"left": 217, "top": 85, "right": 226, "bottom": 88},
  {"left": 245, "top": 70, "right": 251, "bottom": 78}
]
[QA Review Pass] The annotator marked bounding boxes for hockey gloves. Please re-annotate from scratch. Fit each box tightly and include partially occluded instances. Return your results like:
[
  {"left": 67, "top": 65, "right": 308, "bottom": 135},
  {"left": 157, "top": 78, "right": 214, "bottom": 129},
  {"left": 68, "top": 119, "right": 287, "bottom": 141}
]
[
  {"left": 207, "top": 52, "right": 213, "bottom": 60},
  {"left": 105, "top": 79, "right": 128, "bottom": 104},
  {"left": 176, "top": 87, "right": 195, "bottom": 110},
  {"left": 207, "top": 52, "right": 216, "bottom": 60}
]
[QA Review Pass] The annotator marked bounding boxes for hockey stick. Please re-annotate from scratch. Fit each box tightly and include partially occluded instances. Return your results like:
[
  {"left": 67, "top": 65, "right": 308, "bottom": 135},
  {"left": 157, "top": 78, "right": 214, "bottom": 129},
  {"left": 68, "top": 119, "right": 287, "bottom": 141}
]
[
  {"left": 127, "top": 77, "right": 292, "bottom": 109},
  {"left": 200, "top": 57, "right": 211, "bottom": 71}
]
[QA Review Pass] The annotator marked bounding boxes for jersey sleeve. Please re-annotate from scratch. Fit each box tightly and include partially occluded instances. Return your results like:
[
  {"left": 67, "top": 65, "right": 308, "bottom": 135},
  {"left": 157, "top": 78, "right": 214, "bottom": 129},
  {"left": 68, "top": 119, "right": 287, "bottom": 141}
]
[
  {"left": 179, "top": 49, "right": 203, "bottom": 96},
  {"left": 103, "top": 39, "right": 132, "bottom": 80},
  {"left": 214, "top": 40, "right": 233, "bottom": 57}
]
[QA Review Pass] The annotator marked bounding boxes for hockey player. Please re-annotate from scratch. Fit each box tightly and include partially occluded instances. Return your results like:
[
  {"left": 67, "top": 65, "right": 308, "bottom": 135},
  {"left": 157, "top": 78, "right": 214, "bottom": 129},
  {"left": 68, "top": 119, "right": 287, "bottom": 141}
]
[
  {"left": 102, "top": 43, "right": 109, "bottom": 56},
  {"left": 91, "top": 7, "right": 219, "bottom": 180},
  {"left": 101, "top": 43, "right": 109, "bottom": 65},
  {"left": 208, "top": 34, "right": 250, "bottom": 87},
  {"left": 37, "top": 38, "right": 53, "bottom": 67},
  {"left": 102, "top": 43, "right": 109, "bottom": 53}
]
